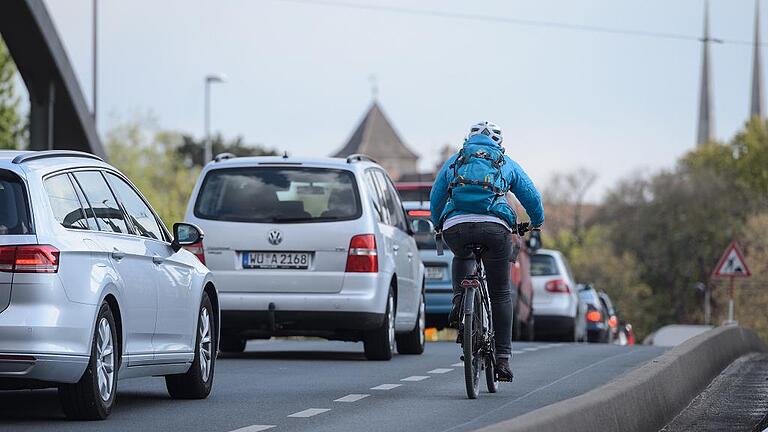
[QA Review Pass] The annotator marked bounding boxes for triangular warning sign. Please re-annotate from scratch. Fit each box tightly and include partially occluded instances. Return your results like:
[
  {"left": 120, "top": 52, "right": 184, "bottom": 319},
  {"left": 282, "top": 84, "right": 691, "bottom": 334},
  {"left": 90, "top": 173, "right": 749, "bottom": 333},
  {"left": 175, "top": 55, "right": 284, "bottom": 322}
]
[{"left": 713, "top": 241, "right": 751, "bottom": 278}]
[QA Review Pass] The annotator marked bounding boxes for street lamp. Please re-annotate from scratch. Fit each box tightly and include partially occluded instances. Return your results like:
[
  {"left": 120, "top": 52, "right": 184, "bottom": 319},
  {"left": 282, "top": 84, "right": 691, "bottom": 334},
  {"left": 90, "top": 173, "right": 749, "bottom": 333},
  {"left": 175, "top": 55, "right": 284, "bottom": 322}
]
[{"left": 204, "top": 74, "right": 226, "bottom": 164}]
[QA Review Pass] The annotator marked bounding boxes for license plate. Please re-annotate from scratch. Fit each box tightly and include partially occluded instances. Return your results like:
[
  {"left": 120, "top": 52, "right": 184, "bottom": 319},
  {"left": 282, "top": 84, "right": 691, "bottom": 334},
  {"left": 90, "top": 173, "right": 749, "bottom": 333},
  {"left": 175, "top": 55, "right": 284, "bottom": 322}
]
[
  {"left": 426, "top": 266, "right": 444, "bottom": 280},
  {"left": 243, "top": 252, "right": 311, "bottom": 269}
]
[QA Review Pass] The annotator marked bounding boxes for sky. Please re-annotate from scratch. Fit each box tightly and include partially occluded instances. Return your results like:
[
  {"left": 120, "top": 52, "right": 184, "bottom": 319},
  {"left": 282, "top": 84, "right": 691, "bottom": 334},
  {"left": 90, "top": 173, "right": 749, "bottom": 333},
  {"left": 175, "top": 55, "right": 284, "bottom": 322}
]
[{"left": 38, "top": 0, "right": 760, "bottom": 200}]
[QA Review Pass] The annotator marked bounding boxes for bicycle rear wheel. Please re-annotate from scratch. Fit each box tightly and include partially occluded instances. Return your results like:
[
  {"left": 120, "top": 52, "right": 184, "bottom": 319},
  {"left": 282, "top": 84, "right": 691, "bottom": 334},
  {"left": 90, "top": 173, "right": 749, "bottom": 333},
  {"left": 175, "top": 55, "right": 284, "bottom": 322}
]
[{"left": 463, "top": 287, "right": 481, "bottom": 399}]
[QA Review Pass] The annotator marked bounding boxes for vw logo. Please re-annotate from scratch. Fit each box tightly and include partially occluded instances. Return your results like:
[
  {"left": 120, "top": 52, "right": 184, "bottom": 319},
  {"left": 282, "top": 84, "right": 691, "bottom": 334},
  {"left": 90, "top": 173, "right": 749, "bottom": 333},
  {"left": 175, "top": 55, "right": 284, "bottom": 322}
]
[{"left": 267, "top": 229, "right": 283, "bottom": 246}]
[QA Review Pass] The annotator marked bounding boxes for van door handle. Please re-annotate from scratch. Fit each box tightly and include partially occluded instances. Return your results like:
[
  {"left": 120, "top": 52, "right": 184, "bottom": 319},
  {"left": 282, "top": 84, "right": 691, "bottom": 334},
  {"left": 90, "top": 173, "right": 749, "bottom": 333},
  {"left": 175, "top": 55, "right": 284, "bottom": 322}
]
[
  {"left": 152, "top": 256, "right": 165, "bottom": 265},
  {"left": 111, "top": 249, "right": 125, "bottom": 261},
  {"left": 407, "top": 252, "right": 414, "bottom": 259},
  {"left": 393, "top": 245, "right": 400, "bottom": 253}
]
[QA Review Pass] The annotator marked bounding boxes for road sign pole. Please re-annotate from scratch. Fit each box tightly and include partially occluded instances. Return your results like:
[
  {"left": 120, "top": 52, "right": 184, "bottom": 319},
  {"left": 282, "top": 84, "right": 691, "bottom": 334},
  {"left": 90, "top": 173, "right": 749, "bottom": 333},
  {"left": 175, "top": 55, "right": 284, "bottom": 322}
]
[
  {"left": 704, "top": 283, "right": 711, "bottom": 325},
  {"left": 727, "top": 276, "right": 735, "bottom": 324}
]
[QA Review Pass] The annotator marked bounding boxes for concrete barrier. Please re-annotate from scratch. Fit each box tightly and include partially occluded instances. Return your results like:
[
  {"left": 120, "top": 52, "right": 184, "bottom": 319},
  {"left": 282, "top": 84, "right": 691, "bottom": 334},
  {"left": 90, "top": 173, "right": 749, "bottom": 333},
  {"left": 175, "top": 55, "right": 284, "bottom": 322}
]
[{"left": 476, "top": 325, "right": 767, "bottom": 432}]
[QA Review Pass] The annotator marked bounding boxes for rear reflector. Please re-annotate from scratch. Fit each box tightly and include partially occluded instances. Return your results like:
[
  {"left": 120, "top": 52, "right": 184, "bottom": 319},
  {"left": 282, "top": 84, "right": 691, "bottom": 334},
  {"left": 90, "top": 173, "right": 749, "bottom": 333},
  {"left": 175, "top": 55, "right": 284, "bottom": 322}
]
[
  {"left": 544, "top": 279, "right": 570, "bottom": 294},
  {"left": 0, "top": 245, "right": 60, "bottom": 273},
  {"left": 586, "top": 310, "right": 602, "bottom": 322},
  {"left": 182, "top": 241, "right": 206, "bottom": 265},
  {"left": 346, "top": 234, "right": 378, "bottom": 273}
]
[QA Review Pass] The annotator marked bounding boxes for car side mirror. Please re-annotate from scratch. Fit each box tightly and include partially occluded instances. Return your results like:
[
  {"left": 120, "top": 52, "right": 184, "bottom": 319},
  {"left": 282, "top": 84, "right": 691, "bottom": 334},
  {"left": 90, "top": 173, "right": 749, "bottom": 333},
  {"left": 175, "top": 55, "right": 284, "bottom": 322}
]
[
  {"left": 171, "top": 222, "right": 204, "bottom": 253},
  {"left": 410, "top": 218, "right": 434, "bottom": 235},
  {"left": 527, "top": 231, "right": 542, "bottom": 251}
]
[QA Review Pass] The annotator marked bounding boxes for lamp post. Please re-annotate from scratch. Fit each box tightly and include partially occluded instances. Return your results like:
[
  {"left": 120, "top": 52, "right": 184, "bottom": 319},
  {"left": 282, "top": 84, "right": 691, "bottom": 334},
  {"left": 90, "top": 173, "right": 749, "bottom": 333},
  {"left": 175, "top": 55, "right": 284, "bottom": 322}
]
[{"left": 204, "top": 74, "right": 226, "bottom": 164}]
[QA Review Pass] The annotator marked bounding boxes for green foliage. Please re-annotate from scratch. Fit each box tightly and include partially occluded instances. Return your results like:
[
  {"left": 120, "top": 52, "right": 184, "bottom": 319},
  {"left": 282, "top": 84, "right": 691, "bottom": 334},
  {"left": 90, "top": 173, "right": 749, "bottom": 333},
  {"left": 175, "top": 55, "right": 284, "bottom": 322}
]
[
  {"left": 546, "top": 226, "right": 655, "bottom": 337},
  {"left": 105, "top": 119, "right": 200, "bottom": 227},
  {"left": 0, "top": 39, "right": 25, "bottom": 150},
  {"left": 176, "top": 134, "right": 278, "bottom": 167}
]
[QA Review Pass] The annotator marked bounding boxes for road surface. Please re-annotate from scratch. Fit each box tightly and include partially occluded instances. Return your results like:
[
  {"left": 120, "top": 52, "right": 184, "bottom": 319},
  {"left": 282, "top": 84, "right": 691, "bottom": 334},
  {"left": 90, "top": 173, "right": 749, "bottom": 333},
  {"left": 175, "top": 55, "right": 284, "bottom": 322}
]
[{"left": 0, "top": 340, "right": 666, "bottom": 432}]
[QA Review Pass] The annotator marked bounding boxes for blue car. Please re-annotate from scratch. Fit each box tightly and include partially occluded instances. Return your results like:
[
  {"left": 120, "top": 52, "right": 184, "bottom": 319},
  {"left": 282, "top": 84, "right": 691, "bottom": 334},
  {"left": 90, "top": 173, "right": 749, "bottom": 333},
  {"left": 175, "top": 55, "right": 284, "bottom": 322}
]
[{"left": 403, "top": 202, "right": 453, "bottom": 329}]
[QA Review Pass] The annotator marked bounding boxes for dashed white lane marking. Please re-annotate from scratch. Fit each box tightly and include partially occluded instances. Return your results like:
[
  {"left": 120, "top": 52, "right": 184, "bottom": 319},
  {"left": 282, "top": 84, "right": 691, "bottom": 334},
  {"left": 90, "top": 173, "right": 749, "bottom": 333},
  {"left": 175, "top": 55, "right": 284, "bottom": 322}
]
[
  {"left": 371, "top": 384, "right": 401, "bottom": 390},
  {"left": 288, "top": 408, "right": 331, "bottom": 418},
  {"left": 334, "top": 394, "right": 369, "bottom": 402},
  {"left": 522, "top": 347, "right": 539, "bottom": 352},
  {"left": 512, "top": 350, "right": 524, "bottom": 354},
  {"left": 401, "top": 375, "right": 430, "bottom": 382},
  {"left": 451, "top": 362, "right": 464, "bottom": 367},
  {"left": 428, "top": 368, "right": 454, "bottom": 374},
  {"left": 230, "top": 426, "right": 276, "bottom": 432}
]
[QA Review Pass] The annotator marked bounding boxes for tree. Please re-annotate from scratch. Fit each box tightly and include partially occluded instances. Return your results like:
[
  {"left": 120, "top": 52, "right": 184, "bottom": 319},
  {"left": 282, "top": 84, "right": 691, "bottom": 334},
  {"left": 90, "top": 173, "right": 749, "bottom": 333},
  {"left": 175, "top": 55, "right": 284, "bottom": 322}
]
[
  {"left": 0, "top": 38, "right": 25, "bottom": 150},
  {"left": 105, "top": 117, "right": 201, "bottom": 226},
  {"left": 176, "top": 134, "right": 278, "bottom": 167},
  {"left": 543, "top": 167, "right": 598, "bottom": 243}
]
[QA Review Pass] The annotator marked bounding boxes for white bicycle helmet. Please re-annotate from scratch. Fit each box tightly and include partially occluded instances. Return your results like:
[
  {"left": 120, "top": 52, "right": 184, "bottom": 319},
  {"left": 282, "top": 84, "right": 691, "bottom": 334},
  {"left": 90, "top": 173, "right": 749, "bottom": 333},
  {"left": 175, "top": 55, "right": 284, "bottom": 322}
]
[{"left": 466, "top": 121, "right": 503, "bottom": 145}]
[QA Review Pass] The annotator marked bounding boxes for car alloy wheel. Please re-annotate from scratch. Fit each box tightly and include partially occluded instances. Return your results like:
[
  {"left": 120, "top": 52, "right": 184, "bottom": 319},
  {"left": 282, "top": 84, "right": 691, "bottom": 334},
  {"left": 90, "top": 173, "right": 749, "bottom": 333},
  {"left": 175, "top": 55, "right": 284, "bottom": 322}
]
[
  {"left": 198, "top": 307, "right": 212, "bottom": 382},
  {"left": 96, "top": 317, "right": 115, "bottom": 401}
]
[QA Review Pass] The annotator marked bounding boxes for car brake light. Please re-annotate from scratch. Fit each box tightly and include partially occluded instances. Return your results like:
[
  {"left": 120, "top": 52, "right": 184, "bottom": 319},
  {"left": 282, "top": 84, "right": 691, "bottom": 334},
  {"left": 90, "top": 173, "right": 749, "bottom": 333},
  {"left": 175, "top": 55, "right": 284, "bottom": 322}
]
[
  {"left": 544, "top": 279, "right": 570, "bottom": 293},
  {"left": 183, "top": 241, "right": 206, "bottom": 265},
  {"left": 608, "top": 315, "right": 618, "bottom": 329},
  {"left": 0, "top": 245, "right": 60, "bottom": 273},
  {"left": 407, "top": 210, "right": 431, "bottom": 217},
  {"left": 346, "top": 234, "right": 378, "bottom": 273},
  {"left": 586, "top": 310, "right": 602, "bottom": 322}
]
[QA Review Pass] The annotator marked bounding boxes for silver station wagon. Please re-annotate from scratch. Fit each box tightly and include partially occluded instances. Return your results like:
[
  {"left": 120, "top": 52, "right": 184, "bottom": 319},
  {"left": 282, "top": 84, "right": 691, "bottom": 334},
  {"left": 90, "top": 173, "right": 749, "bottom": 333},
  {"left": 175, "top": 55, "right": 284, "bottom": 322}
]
[{"left": 0, "top": 150, "right": 218, "bottom": 420}]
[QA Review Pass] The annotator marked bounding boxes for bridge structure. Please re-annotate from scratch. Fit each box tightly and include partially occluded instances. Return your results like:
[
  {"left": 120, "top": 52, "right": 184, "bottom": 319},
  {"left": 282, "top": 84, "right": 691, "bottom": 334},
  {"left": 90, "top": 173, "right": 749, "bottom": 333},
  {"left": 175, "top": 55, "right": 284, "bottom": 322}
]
[{"left": 0, "top": 0, "right": 105, "bottom": 159}]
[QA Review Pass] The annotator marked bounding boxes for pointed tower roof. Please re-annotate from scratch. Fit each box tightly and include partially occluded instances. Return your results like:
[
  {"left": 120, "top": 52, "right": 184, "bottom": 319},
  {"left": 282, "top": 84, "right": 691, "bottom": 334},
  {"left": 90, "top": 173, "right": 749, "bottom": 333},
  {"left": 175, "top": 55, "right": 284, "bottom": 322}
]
[
  {"left": 333, "top": 102, "right": 419, "bottom": 160},
  {"left": 751, "top": 0, "right": 765, "bottom": 119},
  {"left": 697, "top": 2, "right": 715, "bottom": 147}
]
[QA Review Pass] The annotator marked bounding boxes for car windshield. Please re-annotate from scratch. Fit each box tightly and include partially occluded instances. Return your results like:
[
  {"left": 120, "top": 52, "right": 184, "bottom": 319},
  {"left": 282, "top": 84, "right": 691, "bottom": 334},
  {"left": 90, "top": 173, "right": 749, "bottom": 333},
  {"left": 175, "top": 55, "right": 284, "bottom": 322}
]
[
  {"left": 0, "top": 170, "right": 33, "bottom": 235},
  {"left": 531, "top": 254, "right": 560, "bottom": 276},
  {"left": 194, "top": 167, "right": 362, "bottom": 223}
]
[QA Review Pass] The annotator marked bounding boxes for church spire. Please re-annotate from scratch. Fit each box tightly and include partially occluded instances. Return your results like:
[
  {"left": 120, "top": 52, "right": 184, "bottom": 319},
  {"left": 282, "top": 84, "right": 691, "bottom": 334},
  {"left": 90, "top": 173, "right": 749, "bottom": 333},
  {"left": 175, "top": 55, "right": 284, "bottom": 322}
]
[
  {"left": 751, "top": 0, "right": 765, "bottom": 119},
  {"left": 697, "top": 1, "right": 715, "bottom": 147}
]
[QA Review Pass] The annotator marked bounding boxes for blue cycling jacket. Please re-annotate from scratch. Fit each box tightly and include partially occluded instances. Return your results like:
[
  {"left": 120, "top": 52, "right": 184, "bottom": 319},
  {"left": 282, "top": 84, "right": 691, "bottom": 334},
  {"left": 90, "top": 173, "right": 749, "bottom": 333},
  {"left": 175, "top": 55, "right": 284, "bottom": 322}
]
[{"left": 430, "top": 134, "right": 545, "bottom": 229}]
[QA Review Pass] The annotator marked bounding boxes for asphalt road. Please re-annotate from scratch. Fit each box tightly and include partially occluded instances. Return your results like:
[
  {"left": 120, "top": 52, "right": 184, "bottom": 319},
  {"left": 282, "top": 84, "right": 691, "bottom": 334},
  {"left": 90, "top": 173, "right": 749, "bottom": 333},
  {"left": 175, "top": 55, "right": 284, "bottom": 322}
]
[{"left": 0, "top": 340, "right": 666, "bottom": 432}]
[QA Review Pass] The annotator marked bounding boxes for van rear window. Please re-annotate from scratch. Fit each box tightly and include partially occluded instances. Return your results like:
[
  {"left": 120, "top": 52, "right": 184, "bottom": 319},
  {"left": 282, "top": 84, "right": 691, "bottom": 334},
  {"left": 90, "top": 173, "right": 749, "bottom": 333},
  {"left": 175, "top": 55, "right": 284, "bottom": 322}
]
[
  {"left": 194, "top": 167, "right": 362, "bottom": 223},
  {"left": 531, "top": 254, "right": 560, "bottom": 276},
  {"left": 0, "top": 170, "right": 33, "bottom": 235}
]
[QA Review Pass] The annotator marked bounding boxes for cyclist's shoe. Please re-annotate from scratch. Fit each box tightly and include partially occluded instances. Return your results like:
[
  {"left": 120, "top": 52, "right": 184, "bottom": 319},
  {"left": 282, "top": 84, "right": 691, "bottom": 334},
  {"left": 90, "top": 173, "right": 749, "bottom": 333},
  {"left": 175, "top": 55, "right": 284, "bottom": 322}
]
[
  {"left": 496, "top": 358, "right": 514, "bottom": 382},
  {"left": 448, "top": 294, "right": 463, "bottom": 328}
]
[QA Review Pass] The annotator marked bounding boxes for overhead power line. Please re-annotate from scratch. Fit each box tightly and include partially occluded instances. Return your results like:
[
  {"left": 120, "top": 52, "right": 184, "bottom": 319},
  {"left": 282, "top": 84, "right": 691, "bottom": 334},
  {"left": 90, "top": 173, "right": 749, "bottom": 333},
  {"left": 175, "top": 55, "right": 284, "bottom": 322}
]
[{"left": 272, "top": 0, "right": 759, "bottom": 47}]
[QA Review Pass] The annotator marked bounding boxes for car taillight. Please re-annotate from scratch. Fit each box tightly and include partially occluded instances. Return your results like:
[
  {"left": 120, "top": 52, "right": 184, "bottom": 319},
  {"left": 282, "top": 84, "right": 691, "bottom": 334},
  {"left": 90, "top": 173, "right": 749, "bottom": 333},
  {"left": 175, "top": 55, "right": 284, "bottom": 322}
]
[
  {"left": 0, "top": 245, "right": 60, "bottom": 273},
  {"left": 407, "top": 210, "right": 431, "bottom": 217},
  {"left": 586, "top": 310, "right": 602, "bottom": 322},
  {"left": 346, "top": 234, "right": 378, "bottom": 273},
  {"left": 608, "top": 315, "right": 618, "bottom": 329},
  {"left": 544, "top": 279, "right": 570, "bottom": 293},
  {"left": 183, "top": 241, "right": 206, "bottom": 265}
]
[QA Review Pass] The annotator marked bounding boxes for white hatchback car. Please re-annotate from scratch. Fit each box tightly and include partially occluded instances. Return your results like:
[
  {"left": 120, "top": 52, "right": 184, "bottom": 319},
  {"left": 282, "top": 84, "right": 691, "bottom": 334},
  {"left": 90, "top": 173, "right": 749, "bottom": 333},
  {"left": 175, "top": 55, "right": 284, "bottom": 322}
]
[
  {"left": 0, "top": 150, "right": 218, "bottom": 420},
  {"left": 185, "top": 154, "right": 425, "bottom": 360},
  {"left": 530, "top": 249, "right": 587, "bottom": 342}
]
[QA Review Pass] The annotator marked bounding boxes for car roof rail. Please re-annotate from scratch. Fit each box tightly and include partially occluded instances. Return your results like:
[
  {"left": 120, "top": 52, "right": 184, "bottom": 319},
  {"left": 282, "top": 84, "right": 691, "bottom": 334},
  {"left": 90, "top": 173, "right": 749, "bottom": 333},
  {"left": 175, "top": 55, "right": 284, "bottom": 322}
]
[
  {"left": 346, "top": 154, "right": 378, "bottom": 164},
  {"left": 213, "top": 152, "right": 237, "bottom": 162},
  {"left": 12, "top": 150, "right": 104, "bottom": 165}
]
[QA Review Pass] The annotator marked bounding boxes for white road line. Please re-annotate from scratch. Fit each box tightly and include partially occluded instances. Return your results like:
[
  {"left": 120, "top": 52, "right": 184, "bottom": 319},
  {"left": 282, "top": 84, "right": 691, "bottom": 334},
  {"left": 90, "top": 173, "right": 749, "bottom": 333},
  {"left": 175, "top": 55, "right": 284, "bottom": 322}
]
[
  {"left": 401, "top": 375, "right": 430, "bottom": 382},
  {"left": 371, "top": 384, "right": 401, "bottom": 390},
  {"left": 230, "top": 426, "right": 276, "bottom": 432},
  {"left": 428, "top": 368, "right": 453, "bottom": 374},
  {"left": 512, "top": 350, "right": 524, "bottom": 354},
  {"left": 522, "top": 347, "right": 539, "bottom": 352},
  {"left": 334, "top": 394, "right": 370, "bottom": 403},
  {"left": 451, "top": 362, "right": 464, "bottom": 367},
  {"left": 288, "top": 408, "right": 331, "bottom": 418}
]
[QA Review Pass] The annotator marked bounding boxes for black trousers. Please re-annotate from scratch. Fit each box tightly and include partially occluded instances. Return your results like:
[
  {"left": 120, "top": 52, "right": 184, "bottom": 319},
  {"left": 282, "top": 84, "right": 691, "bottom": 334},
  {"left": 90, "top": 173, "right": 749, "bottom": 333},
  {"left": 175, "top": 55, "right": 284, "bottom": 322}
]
[{"left": 443, "top": 222, "right": 513, "bottom": 358}]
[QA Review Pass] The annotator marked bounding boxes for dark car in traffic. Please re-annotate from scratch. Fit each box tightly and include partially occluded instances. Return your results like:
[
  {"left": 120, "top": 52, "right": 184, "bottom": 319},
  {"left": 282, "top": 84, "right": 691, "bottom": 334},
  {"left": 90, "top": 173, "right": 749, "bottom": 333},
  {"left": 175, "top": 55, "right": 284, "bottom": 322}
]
[{"left": 578, "top": 283, "right": 612, "bottom": 343}]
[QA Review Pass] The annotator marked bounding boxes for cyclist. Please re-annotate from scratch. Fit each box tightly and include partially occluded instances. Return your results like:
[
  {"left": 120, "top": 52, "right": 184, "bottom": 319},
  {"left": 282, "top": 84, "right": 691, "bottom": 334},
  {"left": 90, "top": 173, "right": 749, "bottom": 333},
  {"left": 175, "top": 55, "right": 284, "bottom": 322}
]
[{"left": 430, "top": 121, "right": 544, "bottom": 382}]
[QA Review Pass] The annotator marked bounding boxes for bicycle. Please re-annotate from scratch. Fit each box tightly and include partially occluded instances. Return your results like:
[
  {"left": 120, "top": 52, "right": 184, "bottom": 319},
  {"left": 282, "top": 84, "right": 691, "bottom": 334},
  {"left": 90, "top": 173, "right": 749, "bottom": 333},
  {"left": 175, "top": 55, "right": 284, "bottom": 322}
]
[{"left": 436, "top": 222, "right": 533, "bottom": 399}]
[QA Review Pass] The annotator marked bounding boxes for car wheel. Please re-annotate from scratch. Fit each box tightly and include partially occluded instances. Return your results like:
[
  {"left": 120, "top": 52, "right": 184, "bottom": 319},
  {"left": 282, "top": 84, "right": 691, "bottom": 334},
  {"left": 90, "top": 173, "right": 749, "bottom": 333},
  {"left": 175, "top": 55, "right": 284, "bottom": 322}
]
[
  {"left": 396, "top": 290, "right": 425, "bottom": 355},
  {"left": 59, "top": 302, "right": 118, "bottom": 420},
  {"left": 560, "top": 317, "right": 578, "bottom": 342},
  {"left": 166, "top": 293, "right": 216, "bottom": 399},
  {"left": 220, "top": 333, "right": 246, "bottom": 353},
  {"left": 364, "top": 289, "right": 395, "bottom": 361}
]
